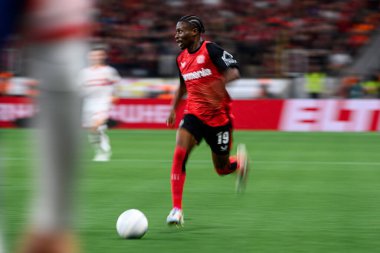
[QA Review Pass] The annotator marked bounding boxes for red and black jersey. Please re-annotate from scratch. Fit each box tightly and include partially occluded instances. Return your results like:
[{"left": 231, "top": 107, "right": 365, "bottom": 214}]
[{"left": 176, "top": 41, "right": 238, "bottom": 127}]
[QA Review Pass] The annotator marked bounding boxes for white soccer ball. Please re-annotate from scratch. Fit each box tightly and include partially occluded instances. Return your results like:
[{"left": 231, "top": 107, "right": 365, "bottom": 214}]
[{"left": 116, "top": 209, "right": 148, "bottom": 239}]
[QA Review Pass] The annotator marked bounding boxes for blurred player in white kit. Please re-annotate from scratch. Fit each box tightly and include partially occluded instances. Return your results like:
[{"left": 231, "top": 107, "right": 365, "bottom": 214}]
[
  {"left": 80, "top": 47, "right": 120, "bottom": 162},
  {"left": 0, "top": 0, "right": 93, "bottom": 253}
]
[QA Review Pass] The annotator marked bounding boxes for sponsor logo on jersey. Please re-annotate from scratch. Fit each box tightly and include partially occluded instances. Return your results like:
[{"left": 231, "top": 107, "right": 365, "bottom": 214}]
[
  {"left": 180, "top": 62, "right": 187, "bottom": 68},
  {"left": 220, "top": 145, "right": 228, "bottom": 151},
  {"left": 182, "top": 68, "right": 212, "bottom": 81},
  {"left": 222, "top": 51, "right": 237, "bottom": 66},
  {"left": 196, "top": 55, "right": 205, "bottom": 64}
]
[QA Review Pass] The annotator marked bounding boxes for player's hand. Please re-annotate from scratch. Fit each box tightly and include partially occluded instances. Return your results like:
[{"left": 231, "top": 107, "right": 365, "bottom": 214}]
[{"left": 166, "top": 110, "right": 176, "bottom": 128}]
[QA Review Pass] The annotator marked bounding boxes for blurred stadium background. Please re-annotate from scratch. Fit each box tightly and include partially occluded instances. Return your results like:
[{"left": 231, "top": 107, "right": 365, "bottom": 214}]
[
  {"left": 1, "top": 0, "right": 380, "bottom": 100},
  {"left": 2, "top": 0, "right": 380, "bottom": 130}
]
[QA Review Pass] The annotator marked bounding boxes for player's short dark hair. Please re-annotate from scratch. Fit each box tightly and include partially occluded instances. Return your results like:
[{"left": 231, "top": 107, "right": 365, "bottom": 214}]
[{"left": 178, "top": 15, "right": 205, "bottom": 34}]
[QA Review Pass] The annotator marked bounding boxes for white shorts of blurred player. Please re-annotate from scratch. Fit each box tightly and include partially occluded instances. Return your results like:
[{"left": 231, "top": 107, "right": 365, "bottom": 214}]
[{"left": 82, "top": 99, "right": 111, "bottom": 129}]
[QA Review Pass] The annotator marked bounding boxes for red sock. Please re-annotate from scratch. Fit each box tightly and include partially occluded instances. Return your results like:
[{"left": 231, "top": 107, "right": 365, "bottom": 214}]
[
  {"left": 215, "top": 156, "right": 238, "bottom": 175},
  {"left": 171, "top": 146, "right": 188, "bottom": 210}
]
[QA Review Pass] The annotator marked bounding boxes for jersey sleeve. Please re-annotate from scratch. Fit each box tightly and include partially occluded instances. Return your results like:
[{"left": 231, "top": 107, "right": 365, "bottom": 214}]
[{"left": 206, "top": 42, "right": 239, "bottom": 72}]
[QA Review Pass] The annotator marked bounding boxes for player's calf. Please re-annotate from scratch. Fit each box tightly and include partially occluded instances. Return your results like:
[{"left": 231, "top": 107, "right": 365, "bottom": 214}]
[{"left": 236, "top": 144, "right": 249, "bottom": 193}]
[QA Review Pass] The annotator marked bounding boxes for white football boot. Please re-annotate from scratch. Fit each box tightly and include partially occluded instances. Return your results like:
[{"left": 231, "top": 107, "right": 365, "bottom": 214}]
[
  {"left": 166, "top": 208, "right": 184, "bottom": 226},
  {"left": 236, "top": 144, "right": 249, "bottom": 193},
  {"left": 93, "top": 149, "right": 111, "bottom": 162}
]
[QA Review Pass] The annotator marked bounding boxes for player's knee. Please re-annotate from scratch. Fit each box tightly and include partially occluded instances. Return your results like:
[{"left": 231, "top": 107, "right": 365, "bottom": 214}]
[
  {"left": 213, "top": 157, "right": 229, "bottom": 175},
  {"left": 214, "top": 158, "right": 237, "bottom": 176},
  {"left": 214, "top": 166, "right": 232, "bottom": 176},
  {"left": 214, "top": 168, "right": 226, "bottom": 176}
]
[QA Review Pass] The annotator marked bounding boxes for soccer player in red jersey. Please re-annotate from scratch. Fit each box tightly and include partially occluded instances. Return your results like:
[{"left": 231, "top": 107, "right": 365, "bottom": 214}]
[{"left": 166, "top": 15, "right": 249, "bottom": 226}]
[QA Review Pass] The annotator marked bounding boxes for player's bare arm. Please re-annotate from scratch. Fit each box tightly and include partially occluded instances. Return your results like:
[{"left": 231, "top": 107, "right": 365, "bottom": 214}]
[
  {"left": 223, "top": 67, "right": 240, "bottom": 85},
  {"left": 167, "top": 78, "right": 187, "bottom": 128}
]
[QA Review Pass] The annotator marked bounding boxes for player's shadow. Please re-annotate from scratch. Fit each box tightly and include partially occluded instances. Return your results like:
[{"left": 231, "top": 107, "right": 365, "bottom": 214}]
[{"left": 158, "top": 219, "right": 227, "bottom": 237}]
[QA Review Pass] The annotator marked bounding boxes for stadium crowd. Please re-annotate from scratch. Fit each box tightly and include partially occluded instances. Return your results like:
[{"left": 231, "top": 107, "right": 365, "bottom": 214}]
[
  {"left": 94, "top": 0, "right": 380, "bottom": 79},
  {"left": 1, "top": 0, "right": 380, "bottom": 99}
]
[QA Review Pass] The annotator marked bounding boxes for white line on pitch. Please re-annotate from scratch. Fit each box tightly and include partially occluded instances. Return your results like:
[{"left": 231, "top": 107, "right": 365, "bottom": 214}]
[
  {"left": 2, "top": 158, "right": 380, "bottom": 166},
  {"left": 104, "top": 159, "right": 380, "bottom": 166}
]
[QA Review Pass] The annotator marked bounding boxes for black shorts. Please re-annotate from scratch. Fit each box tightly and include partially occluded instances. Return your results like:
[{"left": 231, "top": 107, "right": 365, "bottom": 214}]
[{"left": 179, "top": 114, "right": 233, "bottom": 155}]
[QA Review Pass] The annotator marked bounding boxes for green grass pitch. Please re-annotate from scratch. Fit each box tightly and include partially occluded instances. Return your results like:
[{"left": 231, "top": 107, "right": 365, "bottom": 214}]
[{"left": 2, "top": 129, "right": 380, "bottom": 253}]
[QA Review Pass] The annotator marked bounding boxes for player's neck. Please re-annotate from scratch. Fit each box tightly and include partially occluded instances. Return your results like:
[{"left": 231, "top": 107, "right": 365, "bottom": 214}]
[{"left": 188, "top": 39, "right": 203, "bottom": 54}]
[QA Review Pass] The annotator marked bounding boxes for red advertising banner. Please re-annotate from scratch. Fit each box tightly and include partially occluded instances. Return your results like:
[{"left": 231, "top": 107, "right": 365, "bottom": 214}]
[
  {"left": 110, "top": 99, "right": 184, "bottom": 129},
  {"left": 109, "top": 99, "right": 284, "bottom": 130},
  {"left": 1, "top": 97, "right": 380, "bottom": 131},
  {"left": 0, "top": 97, "right": 35, "bottom": 127},
  {"left": 279, "top": 99, "right": 380, "bottom": 132},
  {"left": 231, "top": 99, "right": 284, "bottom": 130}
]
